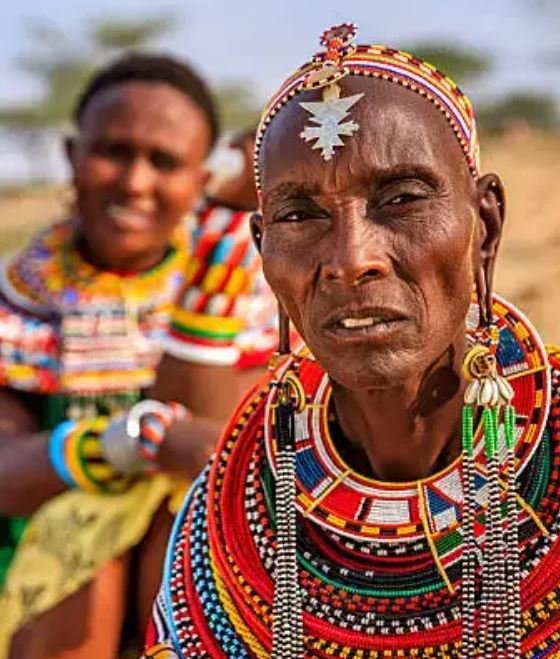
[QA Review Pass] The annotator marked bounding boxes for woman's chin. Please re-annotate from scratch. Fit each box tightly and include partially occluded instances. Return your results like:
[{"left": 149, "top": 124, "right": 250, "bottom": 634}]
[{"left": 321, "top": 354, "right": 413, "bottom": 391}]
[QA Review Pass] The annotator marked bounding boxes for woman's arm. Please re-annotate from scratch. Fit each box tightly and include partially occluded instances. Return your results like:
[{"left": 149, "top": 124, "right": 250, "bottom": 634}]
[
  {"left": 0, "top": 387, "right": 221, "bottom": 515},
  {"left": 151, "top": 355, "right": 265, "bottom": 422},
  {"left": 0, "top": 388, "right": 66, "bottom": 515}
]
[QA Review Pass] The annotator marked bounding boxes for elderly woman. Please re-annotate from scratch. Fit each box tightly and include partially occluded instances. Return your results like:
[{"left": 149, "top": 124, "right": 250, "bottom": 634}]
[
  {"left": 0, "top": 53, "right": 273, "bottom": 658},
  {"left": 144, "top": 25, "right": 560, "bottom": 659}
]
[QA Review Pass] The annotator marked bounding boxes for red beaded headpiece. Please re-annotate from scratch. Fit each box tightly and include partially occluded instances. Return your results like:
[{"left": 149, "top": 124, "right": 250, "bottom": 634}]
[{"left": 254, "top": 24, "right": 480, "bottom": 194}]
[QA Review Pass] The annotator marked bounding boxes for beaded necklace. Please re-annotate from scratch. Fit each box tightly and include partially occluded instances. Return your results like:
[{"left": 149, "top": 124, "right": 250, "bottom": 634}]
[
  {"left": 0, "top": 217, "right": 188, "bottom": 409},
  {"left": 146, "top": 296, "right": 560, "bottom": 658}
]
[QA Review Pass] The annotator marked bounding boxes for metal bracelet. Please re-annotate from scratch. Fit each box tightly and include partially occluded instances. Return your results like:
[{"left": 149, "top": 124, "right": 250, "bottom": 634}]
[{"left": 100, "top": 400, "right": 172, "bottom": 475}]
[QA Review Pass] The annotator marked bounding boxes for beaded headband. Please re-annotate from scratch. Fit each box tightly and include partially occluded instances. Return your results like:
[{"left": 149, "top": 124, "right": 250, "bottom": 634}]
[{"left": 254, "top": 24, "right": 480, "bottom": 194}]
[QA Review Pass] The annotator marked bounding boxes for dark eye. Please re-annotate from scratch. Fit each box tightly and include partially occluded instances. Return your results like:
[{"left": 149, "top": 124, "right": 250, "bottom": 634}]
[
  {"left": 151, "top": 151, "right": 182, "bottom": 172},
  {"left": 275, "top": 209, "right": 311, "bottom": 222},
  {"left": 95, "top": 141, "right": 132, "bottom": 163},
  {"left": 386, "top": 192, "right": 422, "bottom": 206},
  {"left": 273, "top": 201, "right": 329, "bottom": 223}
]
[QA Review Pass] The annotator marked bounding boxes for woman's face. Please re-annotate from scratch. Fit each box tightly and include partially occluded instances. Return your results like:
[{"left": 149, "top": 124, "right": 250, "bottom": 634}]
[
  {"left": 67, "top": 81, "right": 211, "bottom": 271},
  {"left": 258, "top": 77, "right": 497, "bottom": 390}
]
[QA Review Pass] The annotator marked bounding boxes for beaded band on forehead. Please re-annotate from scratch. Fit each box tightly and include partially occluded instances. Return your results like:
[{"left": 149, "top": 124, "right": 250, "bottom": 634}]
[{"left": 254, "top": 24, "right": 480, "bottom": 196}]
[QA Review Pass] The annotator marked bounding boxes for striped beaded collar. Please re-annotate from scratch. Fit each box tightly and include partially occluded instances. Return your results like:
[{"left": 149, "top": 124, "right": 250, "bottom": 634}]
[
  {"left": 0, "top": 217, "right": 189, "bottom": 397},
  {"left": 264, "top": 295, "right": 549, "bottom": 553}
]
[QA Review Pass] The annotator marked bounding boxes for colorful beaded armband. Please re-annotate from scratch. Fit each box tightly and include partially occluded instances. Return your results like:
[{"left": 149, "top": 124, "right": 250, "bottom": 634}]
[
  {"left": 138, "top": 401, "right": 191, "bottom": 470},
  {"left": 48, "top": 416, "right": 130, "bottom": 494}
]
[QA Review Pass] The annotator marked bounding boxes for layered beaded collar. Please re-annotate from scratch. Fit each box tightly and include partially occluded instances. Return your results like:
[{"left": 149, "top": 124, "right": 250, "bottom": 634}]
[
  {"left": 0, "top": 217, "right": 189, "bottom": 398},
  {"left": 0, "top": 217, "right": 188, "bottom": 317},
  {"left": 263, "top": 296, "right": 550, "bottom": 588},
  {"left": 151, "top": 297, "right": 560, "bottom": 658}
]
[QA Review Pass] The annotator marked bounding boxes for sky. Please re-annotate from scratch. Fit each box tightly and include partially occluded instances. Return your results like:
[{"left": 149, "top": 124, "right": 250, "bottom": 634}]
[{"left": 0, "top": 0, "right": 557, "bottom": 181}]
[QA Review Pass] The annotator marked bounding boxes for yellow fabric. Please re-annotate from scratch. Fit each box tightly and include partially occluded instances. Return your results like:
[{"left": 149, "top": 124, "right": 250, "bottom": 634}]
[{"left": 0, "top": 475, "right": 188, "bottom": 659}]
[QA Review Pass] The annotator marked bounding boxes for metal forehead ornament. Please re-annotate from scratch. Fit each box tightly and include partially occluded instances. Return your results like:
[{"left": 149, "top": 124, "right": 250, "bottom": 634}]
[{"left": 299, "top": 24, "right": 364, "bottom": 161}]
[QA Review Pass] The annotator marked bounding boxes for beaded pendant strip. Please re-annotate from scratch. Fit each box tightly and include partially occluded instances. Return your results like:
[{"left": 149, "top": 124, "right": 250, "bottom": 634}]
[{"left": 144, "top": 295, "right": 560, "bottom": 658}]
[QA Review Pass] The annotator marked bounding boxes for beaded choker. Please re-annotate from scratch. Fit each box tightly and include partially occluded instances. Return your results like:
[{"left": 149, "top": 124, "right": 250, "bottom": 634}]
[{"left": 264, "top": 296, "right": 549, "bottom": 548}]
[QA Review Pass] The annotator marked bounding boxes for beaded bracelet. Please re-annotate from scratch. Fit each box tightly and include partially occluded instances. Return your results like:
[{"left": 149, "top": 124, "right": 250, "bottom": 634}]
[
  {"left": 49, "top": 417, "right": 131, "bottom": 494},
  {"left": 71, "top": 417, "right": 131, "bottom": 494},
  {"left": 48, "top": 419, "right": 78, "bottom": 488},
  {"left": 138, "top": 401, "right": 191, "bottom": 470}
]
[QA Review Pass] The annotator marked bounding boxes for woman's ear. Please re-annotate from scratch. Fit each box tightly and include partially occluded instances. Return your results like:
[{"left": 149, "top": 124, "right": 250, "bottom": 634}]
[
  {"left": 475, "top": 173, "right": 505, "bottom": 325},
  {"left": 477, "top": 173, "right": 505, "bottom": 261},
  {"left": 64, "top": 135, "right": 77, "bottom": 170},
  {"left": 250, "top": 213, "right": 264, "bottom": 253}
]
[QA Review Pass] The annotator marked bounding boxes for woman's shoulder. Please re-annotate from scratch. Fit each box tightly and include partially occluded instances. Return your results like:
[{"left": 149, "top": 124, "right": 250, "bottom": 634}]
[
  {"left": 0, "top": 218, "right": 75, "bottom": 317},
  {"left": 0, "top": 219, "right": 74, "bottom": 393},
  {"left": 164, "top": 200, "right": 277, "bottom": 369},
  {"left": 213, "top": 371, "right": 275, "bottom": 455}
]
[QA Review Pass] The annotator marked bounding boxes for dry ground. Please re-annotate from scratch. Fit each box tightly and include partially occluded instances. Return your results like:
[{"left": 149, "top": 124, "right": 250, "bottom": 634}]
[
  {"left": 482, "top": 133, "right": 560, "bottom": 343},
  {"left": 0, "top": 132, "right": 558, "bottom": 341}
]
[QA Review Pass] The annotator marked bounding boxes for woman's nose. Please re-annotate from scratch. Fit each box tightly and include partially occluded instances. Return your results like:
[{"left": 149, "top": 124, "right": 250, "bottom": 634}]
[
  {"left": 321, "top": 213, "right": 391, "bottom": 286},
  {"left": 120, "top": 157, "right": 156, "bottom": 196}
]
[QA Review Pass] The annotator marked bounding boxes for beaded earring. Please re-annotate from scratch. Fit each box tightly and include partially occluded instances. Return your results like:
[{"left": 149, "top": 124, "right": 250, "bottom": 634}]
[
  {"left": 271, "top": 300, "right": 304, "bottom": 658},
  {"left": 461, "top": 268, "right": 520, "bottom": 657}
]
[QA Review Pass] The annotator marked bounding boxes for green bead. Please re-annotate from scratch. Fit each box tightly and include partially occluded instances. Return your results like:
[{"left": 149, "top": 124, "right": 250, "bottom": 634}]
[
  {"left": 483, "top": 408, "right": 497, "bottom": 458},
  {"left": 462, "top": 406, "right": 474, "bottom": 455},
  {"left": 504, "top": 404, "right": 516, "bottom": 450}
]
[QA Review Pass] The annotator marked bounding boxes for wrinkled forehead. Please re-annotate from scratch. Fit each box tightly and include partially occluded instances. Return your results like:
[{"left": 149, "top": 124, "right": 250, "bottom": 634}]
[{"left": 258, "top": 76, "right": 473, "bottom": 200}]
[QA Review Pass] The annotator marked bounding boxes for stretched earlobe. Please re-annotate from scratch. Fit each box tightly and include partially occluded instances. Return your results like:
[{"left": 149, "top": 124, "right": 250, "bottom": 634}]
[
  {"left": 250, "top": 213, "right": 264, "bottom": 253},
  {"left": 475, "top": 173, "right": 505, "bottom": 328},
  {"left": 475, "top": 264, "right": 492, "bottom": 329},
  {"left": 278, "top": 300, "right": 291, "bottom": 355}
]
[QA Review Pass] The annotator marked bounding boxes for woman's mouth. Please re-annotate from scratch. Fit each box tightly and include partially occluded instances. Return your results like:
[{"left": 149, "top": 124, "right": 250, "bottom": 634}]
[
  {"left": 324, "top": 308, "right": 411, "bottom": 341},
  {"left": 106, "top": 204, "right": 156, "bottom": 231}
]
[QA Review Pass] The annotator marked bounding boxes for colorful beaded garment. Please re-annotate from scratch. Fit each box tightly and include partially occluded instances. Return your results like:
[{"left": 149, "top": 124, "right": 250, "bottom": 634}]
[
  {"left": 0, "top": 216, "right": 187, "bottom": 592},
  {"left": 162, "top": 202, "right": 277, "bottom": 369},
  {"left": 144, "top": 296, "right": 560, "bottom": 658},
  {"left": 0, "top": 216, "right": 188, "bottom": 403},
  {"left": 0, "top": 201, "right": 275, "bottom": 596}
]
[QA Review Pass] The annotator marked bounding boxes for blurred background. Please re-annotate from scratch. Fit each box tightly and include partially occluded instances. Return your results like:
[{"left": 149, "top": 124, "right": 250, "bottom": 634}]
[{"left": 0, "top": 0, "right": 558, "bottom": 338}]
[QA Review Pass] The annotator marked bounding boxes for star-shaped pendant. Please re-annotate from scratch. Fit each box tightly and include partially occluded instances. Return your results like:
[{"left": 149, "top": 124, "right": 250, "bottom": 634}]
[{"left": 299, "top": 84, "right": 364, "bottom": 161}]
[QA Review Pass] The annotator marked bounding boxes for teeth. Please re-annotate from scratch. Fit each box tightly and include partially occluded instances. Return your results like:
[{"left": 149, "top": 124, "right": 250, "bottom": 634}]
[
  {"left": 107, "top": 204, "right": 152, "bottom": 218},
  {"left": 108, "top": 204, "right": 128, "bottom": 217},
  {"left": 340, "top": 317, "right": 375, "bottom": 329},
  {"left": 107, "top": 204, "right": 154, "bottom": 229}
]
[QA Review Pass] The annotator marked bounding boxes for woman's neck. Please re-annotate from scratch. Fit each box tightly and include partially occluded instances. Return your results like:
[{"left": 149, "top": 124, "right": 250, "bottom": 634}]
[
  {"left": 76, "top": 233, "right": 170, "bottom": 275},
  {"left": 330, "top": 339, "right": 467, "bottom": 482}
]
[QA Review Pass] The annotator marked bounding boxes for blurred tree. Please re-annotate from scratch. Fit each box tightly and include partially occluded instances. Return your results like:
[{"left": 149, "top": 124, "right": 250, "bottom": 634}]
[
  {"left": 0, "top": 15, "right": 259, "bottom": 181},
  {"left": 215, "top": 81, "right": 260, "bottom": 133},
  {"left": 91, "top": 16, "right": 177, "bottom": 51},
  {"left": 0, "top": 15, "right": 174, "bottom": 131},
  {"left": 404, "top": 41, "right": 559, "bottom": 132},
  {"left": 477, "top": 92, "right": 559, "bottom": 132}
]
